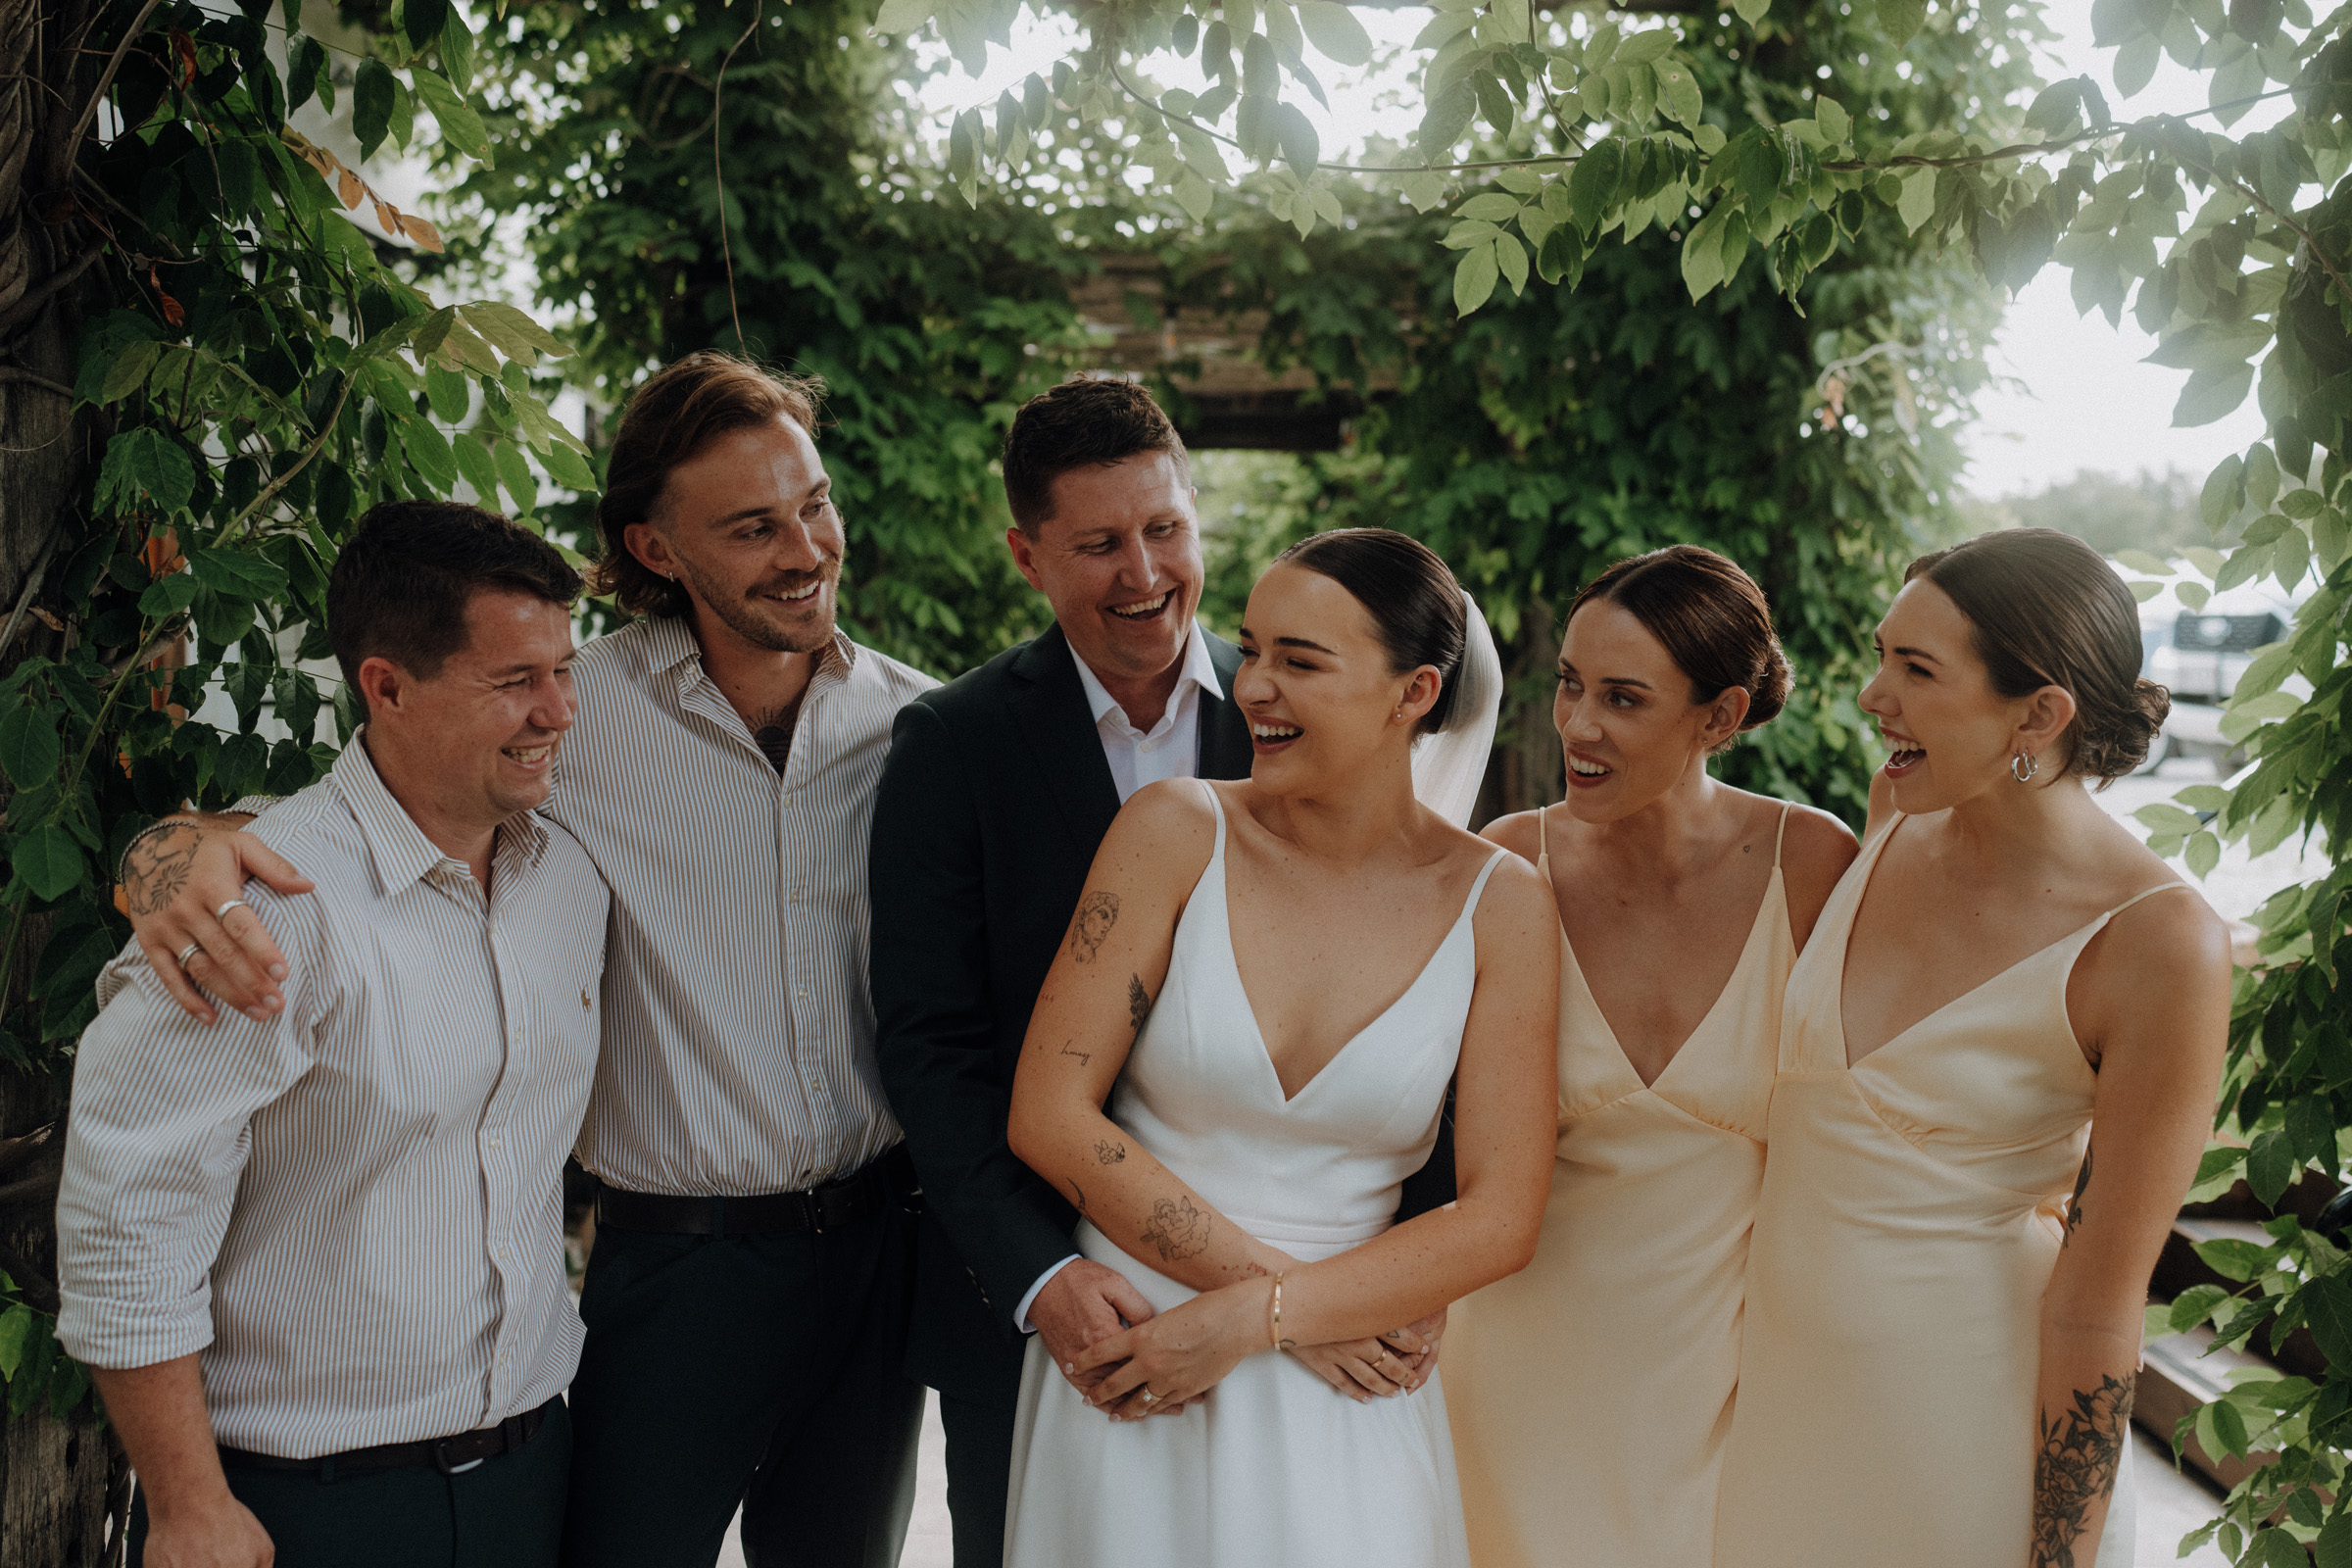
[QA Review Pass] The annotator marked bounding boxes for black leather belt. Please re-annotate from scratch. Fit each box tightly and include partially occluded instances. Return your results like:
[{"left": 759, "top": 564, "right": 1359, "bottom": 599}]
[
  {"left": 594, "top": 1146, "right": 919, "bottom": 1238},
  {"left": 220, "top": 1396, "right": 559, "bottom": 1479}
]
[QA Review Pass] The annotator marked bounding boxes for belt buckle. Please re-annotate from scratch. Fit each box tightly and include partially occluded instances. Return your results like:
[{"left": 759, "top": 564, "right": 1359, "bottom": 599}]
[{"left": 432, "top": 1437, "right": 486, "bottom": 1476}]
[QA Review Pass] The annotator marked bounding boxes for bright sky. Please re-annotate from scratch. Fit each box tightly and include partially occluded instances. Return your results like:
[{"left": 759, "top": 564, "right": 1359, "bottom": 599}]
[{"left": 914, "top": 2, "right": 2270, "bottom": 499}]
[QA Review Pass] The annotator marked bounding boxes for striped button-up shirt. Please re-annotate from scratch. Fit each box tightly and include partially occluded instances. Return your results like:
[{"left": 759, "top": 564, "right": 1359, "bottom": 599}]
[
  {"left": 558, "top": 616, "right": 937, "bottom": 1195},
  {"left": 57, "top": 741, "right": 609, "bottom": 1458}
]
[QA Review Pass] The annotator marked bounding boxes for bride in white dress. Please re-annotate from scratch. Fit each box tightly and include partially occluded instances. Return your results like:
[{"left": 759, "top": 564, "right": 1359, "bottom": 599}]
[{"left": 1001, "top": 529, "right": 1561, "bottom": 1568}]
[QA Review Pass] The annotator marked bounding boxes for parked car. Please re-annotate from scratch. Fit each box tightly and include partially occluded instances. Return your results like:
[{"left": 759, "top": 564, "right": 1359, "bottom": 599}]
[{"left": 2145, "top": 578, "right": 2310, "bottom": 703}]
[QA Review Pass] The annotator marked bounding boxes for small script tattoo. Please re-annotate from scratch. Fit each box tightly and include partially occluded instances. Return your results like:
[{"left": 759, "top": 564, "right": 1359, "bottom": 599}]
[
  {"left": 1139, "top": 1195, "right": 1210, "bottom": 1263},
  {"left": 1059, "top": 1040, "right": 1092, "bottom": 1068},
  {"left": 125, "top": 822, "right": 202, "bottom": 917},
  {"left": 1094, "top": 1139, "right": 1127, "bottom": 1165},
  {"left": 1069, "top": 892, "right": 1119, "bottom": 964},
  {"left": 2064, "top": 1147, "right": 2093, "bottom": 1245},
  {"left": 2031, "top": 1372, "right": 2135, "bottom": 1568},
  {"left": 1127, "top": 975, "right": 1153, "bottom": 1038}
]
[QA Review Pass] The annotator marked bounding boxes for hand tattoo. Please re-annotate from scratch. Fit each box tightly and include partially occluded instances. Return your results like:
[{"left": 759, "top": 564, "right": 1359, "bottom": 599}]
[
  {"left": 1095, "top": 1139, "right": 1126, "bottom": 1165},
  {"left": 1069, "top": 892, "right": 1118, "bottom": 963},
  {"left": 124, "top": 822, "right": 201, "bottom": 916},
  {"left": 2063, "top": 1146, "right": 2092, "bottom": 1245},
  {"left": 1128, "top": 974, "right": 1153, "bottom": 1039},
  {"left": 1139, "top": 1195, "right": 1210, "bottom": 1263},
  {"left": 2031, "top": 1373, "right": 2134, "bottom": 1568}
]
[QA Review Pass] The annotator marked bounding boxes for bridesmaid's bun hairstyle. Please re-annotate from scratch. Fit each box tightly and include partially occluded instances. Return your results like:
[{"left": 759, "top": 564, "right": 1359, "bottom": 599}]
[
  {"left": 1903, "top": 527, "right": 2170, "bottom": 785},
  {"left": 1275, "top": 528, "right": 1467, "bottom": 736},
  {"left": 1565, "top": 545, "right": 1791, "bottom": 753}
]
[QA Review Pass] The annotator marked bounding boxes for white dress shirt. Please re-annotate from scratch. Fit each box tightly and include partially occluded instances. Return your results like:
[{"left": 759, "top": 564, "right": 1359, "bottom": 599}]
[
  {"left": 558, "top": 616, "right": 938, "bottom": 1195},
  {"left": 57, "top": 742, "right": 609, "bottom": 1457},
  {"left": 1017, "top": 621, "right": 1227, "bottom": 1332}
]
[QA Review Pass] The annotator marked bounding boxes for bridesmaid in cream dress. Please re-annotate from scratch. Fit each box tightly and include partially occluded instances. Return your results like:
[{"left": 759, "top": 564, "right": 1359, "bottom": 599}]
[
  {"left": 1446, "top": 546, "right": 1856, "bottom": 1568},
  {"left": 1714, "top": 529, "right": 2230, "bottom": 1568}
]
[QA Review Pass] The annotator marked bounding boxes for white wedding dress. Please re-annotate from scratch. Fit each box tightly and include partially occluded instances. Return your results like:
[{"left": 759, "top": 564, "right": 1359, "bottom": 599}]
[{"left": 1002, "top": 785, "right": 1503, "bottom": 1568}]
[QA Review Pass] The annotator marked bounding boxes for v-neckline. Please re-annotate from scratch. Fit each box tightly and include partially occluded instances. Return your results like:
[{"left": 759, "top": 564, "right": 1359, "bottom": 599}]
[
  {"left": 1217, "top": 829, "right": 1488, "bottom": 1107},
  {"left": 1551, "top": 850, "right": 1784, "bottom": 1092},
  {"left": 1833, "top": 815, "right": 2109, "bottom": 1071}
]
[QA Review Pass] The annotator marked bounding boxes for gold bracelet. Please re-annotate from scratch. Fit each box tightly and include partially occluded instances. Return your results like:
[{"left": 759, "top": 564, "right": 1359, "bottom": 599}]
[{"left": 1268, "top": 1272, "right": 1286, "bottom": 1349}]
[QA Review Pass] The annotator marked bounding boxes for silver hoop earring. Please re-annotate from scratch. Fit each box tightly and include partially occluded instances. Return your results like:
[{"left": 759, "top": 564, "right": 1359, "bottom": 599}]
[{"left": 2010, "top": 751, "right": 2038, "bottom": 784}]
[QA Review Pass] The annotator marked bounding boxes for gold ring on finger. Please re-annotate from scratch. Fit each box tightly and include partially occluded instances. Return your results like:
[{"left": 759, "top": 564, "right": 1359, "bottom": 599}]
[{"left": 1140, "top": 1387, "right": 1158, "bottom": 1404}]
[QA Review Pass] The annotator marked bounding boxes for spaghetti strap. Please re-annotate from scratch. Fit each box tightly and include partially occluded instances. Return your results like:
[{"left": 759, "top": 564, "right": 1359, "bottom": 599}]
[
  {"left": 1460, "top": 848, "right": 1509, "bottom": 923},
  {"left": 2105, "top": 881, "right": 2194, "bottom": 919},
  {"left": 1196, "top": 777, "right": 1228, "bottom": 861},
  {"left": 1537, "top": 802, "right": 1550, "bottom": 864},
  {"left": 1773, "top": 801, "right": 1791, "bottom": 869}
]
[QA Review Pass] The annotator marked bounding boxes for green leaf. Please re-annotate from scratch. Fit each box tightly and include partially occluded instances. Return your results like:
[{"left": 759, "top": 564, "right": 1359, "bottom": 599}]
[
  {"left": 287, "top": 35, "right": 324, "bottom": 113},
  {"left": 1273, "top": 103, "right": 1320, "bottom": 177},
  {"left": 2247, "top": 1126, "right": 2296, "bottom": 1204},
  {"left": 1453, "top": 240, "right": 1500, "bottom": 317},
  {"left": 12, "top": 824, "right": 87, "bottom": 903},
  {"left": 455, "top": 430, "right": 502, "bottom": 503},
  {"left": 412, "top": 70, "right": 490, "bottom": 167},
  {"left": 2318, "top": 1511, "right": 2352, "bottom": 1568},
  {"left": 1614, "top": 28, "right": 1675, "bottom": 65},
  {"left": 1494, "top": 231, "right": 1529, "bottom": 295},
  {"left": 95, "top": 429, "right": 197, "bottom": 516},
  {"left": 2185, "top": 829, "right": 2221, "bottom": 879},
  {"left": 1732, "top": 0, "right": 1769, "bottom": 24},
  {"left": 2175, "top": 365, "right": 2256, "bottom": 428},
  {"left": 98, "top": 339, "right": 162, "bottom": 404},
  {"left": 1296, "top": 1, "right": 1373, "bottom": 66},
  {"left": 440, "top": 7, "right": 476, "bottom": 97},
  {"left": 355, "top": 61, "right": 395, "bottom": 162},
  {"left": 1569, "top": 138, "right": 1626, "bottom": 234},
  {"left": 0, "top": 706, "right": 60, "bottom": 790},
  {"left": 1815, "top": 96, "right": 1850, "bottom": 143},
  {"left": 493, "top": 440, "right": 539, "bottom": 517},
  {"left": 2201, "top": 453, "right": 2247, "bottom": 529},
  {"left": 2169, "top": 1283, "right": 2231, "bottom": 1333},
  {"left": 404, "top": 0, "right": 450, "bottom": 52},
  {"left": 2195, "top": 1235, "right": 2274, "bottom": 1282},
  {"left": 138, "top": 573, "right": 201, "bottom": 618},
  {"left": 1681, "top": 204, "right": 1731, "bottom": 300},
  {"left": 0, "top": 1307, "right": 27, "bottom": 1379},
  {"left": 1455, "top": 193, "right": 1523, "bottom": 221},
  {"left": 185, "top": 547, "right": 289, "bottom": 601},
  {"left": 1879, "top": 0, "right": 1928, "bottom": 46},
  {"left": 2114, "top": 33, "right": 2160, "bottom": 97},
  {"left": 463, "top": 302, "right": 571, "bottom": 364},
  {"left": 395, "top": 416, "right": 460, "bottom": 495},
  {"left": 871, "top": 0, "right": 933, "bottom": 33},
  {"left": 2134, "top": 803, "right": 2202, "bottom": 835},
  {"left": 540, "top": 440, "right": 597, "bottom": 492},
  {"left": 1896, "top": 168, "right": 1936, "bottom": 232}
]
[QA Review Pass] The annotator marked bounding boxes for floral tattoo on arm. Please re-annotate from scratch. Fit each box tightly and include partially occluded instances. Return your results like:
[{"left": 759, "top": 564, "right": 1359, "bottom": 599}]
[
  {"left": 1139, "top": 1195, "right": 1210, "bottom": 1263},
  {"left": 1128, "top": 975, "right": 1152, "bottom": 1040},
  {"left": 2031, "top": 1372, "right": 2134, "bottom": 1568}
]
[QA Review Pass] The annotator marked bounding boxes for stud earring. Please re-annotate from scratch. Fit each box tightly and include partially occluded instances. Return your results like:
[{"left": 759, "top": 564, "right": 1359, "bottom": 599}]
[{"left": 2011, "top": 751, "right": 2039, "bottom": 784}]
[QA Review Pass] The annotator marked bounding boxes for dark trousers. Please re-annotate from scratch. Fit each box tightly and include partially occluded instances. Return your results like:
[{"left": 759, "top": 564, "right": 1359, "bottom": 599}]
[
  {"left": 560, "top": 1203, "right": 925, "bottom": 1568},
  {"left": 939, "top": 1391, "right": 1015, "bottom": 1568},
  {"left": 131, "top": 1399, "right": 571, "bottom": 1568}
]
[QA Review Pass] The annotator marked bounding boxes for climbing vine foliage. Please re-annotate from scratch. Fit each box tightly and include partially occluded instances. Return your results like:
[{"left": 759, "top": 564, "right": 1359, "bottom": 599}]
[
  {"left": 879, "top": 0, "right": 2352, "bottom": 1557},
  {"left": 0, "top": 0, "right": 592, "bottom": 1419}
]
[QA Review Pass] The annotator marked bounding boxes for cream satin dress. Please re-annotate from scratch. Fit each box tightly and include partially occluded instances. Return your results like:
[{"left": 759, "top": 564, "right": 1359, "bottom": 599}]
[
  {"left": 1713, "top": 812, "right": 2176, "bottom": 1568},
  {"left": 1446, "top": 803, "right": 1792, "bottom": 1568}
]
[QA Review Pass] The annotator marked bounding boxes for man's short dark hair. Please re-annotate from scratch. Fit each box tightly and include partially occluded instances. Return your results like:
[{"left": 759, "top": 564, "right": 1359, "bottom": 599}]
[
  {"left": 329, "top": 501, "right": 583, "bottom": 719},
  {"left": 1001, "top": 377, "right": 1190, "bottom": 532}
]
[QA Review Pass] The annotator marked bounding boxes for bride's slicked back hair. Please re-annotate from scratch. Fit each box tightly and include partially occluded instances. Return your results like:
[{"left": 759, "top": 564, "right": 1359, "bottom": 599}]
[
  {"left": 1565, "top": 545, "right": 1791, "bottom": 754},
  {"left": 1274, "top": 529, "right": 1467, "bottom": 735}
]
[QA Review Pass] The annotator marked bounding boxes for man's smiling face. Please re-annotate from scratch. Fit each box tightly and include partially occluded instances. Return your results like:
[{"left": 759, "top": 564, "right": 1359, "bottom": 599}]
[
  {"left": 1005, "top": 451, "right": 1204, "bottom": 689},
  {"left": 623, "top": 414, "right": 845, "bottom": 657}
]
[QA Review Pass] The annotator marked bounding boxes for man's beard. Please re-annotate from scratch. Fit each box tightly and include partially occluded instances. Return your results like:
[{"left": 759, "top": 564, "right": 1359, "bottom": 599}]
[{"left": 675, "top": 557, "right": 839, "bottom": 654}]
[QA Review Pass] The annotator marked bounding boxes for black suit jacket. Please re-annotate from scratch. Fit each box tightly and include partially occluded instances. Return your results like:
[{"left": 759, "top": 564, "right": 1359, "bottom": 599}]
[{"left": 870, "top": 623, "right": 1452, "bottom": 1409}]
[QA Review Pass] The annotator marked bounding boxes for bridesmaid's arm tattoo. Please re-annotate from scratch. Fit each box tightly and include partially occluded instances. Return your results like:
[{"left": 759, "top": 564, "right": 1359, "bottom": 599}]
[
  {"left": 2030, "top": 1372, "right": 2134, "bottom": 1568},
  {"left": 2063, "top": 1146, "right": 2092, "bottom": 1247}
]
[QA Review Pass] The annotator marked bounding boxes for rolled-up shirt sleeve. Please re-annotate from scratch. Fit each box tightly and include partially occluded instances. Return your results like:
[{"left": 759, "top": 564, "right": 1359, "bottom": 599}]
[{"left": 56, "top": 893, "right": 318, "bottom": 1373}]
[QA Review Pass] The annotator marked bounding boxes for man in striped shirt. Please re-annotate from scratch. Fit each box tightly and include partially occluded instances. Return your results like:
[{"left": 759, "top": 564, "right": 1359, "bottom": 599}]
[
  {"left": 120, "top": 356, "right": 938, "bottom": 1568},
  {"left": 59, "top": 503, "right": 606, "bottom": 1568}
]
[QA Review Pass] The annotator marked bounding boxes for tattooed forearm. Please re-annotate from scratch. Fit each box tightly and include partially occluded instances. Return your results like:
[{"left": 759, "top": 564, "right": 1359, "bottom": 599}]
[
  {"left": 1128, "top": 974, "right": 1153, "bottom": 1039},
  {"left": 2063, "top": 1147, "right": 2092, "bottom": 1246},
  {"left": 123, "top": 822, "right": 201, "bottom": 916},
  {"left": 2031, "top": 1372, "right": 2134, "bottom": 1568},
  {"left": 1094, "top": 1139, "right": 1126, "bottom": 1164},
  {"left": 1069, "top": 891, "right": 1119, "bottom": 963},
  {"left": 1058, "top": 1040, "right": 1092, "bottom": 1068},
  {"left": 1066, "top": 1177, "right": 1087, "bottom": 1215},
  {"left": 1139, "top": 1196, "right": 1211, "bottom": 1263}
]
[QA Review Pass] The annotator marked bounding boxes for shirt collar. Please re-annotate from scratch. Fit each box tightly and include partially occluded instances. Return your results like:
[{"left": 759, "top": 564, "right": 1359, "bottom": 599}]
[
  {"left": 641, "top": 613, "right": 859, "bottom": 691},
  {"left": 1069, "top": 620, "right": 1224, "bottom": 732},
  {"left": 329, "top": 731, "right": 549, "bottom": 897}
]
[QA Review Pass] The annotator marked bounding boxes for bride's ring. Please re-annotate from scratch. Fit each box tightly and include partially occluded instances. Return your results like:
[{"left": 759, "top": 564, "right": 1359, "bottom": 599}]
[{"left": 1140, "top": 1387, "right": 1158, "bottom": 1404}]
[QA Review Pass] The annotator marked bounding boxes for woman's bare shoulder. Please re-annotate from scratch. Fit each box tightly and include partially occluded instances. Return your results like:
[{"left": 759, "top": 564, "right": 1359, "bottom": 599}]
[
  {"left": 1098, "top": 779, "right": 1220, "bottom": 877},
  {"left": 1479, "top": 807, "right": 1545, "bottom": 865}
]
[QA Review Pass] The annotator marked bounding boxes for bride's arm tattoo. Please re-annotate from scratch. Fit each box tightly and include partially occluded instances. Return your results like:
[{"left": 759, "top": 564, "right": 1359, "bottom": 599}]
[
  {"left": 2062, "top": 1146, "right": 2092, "bottom": 1247},
  {"left": 1139, "top": 1195, "right": 1210, "bottom": 1262},
  {"left": 1094, "top": 1139, "right": 1126, "bottom": 1164},
  {"left": 2031, "top": 1372, "right": 2134, "bottom": 1568},
  {"left": 1128, "top": 975, "right": 1153, "bottom": 1039},
  {"left": 1069, "top": 892, "right": 1118, "bottom": 963}
]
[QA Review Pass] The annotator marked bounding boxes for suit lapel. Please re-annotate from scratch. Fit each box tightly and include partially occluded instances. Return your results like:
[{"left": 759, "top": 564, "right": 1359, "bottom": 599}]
[
  {"left": 1197, "top": 631, "right": 1254, "bottom": 782},
  {"left": 1004, "top": 625, "right": 1122, "bottom": 855}
]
